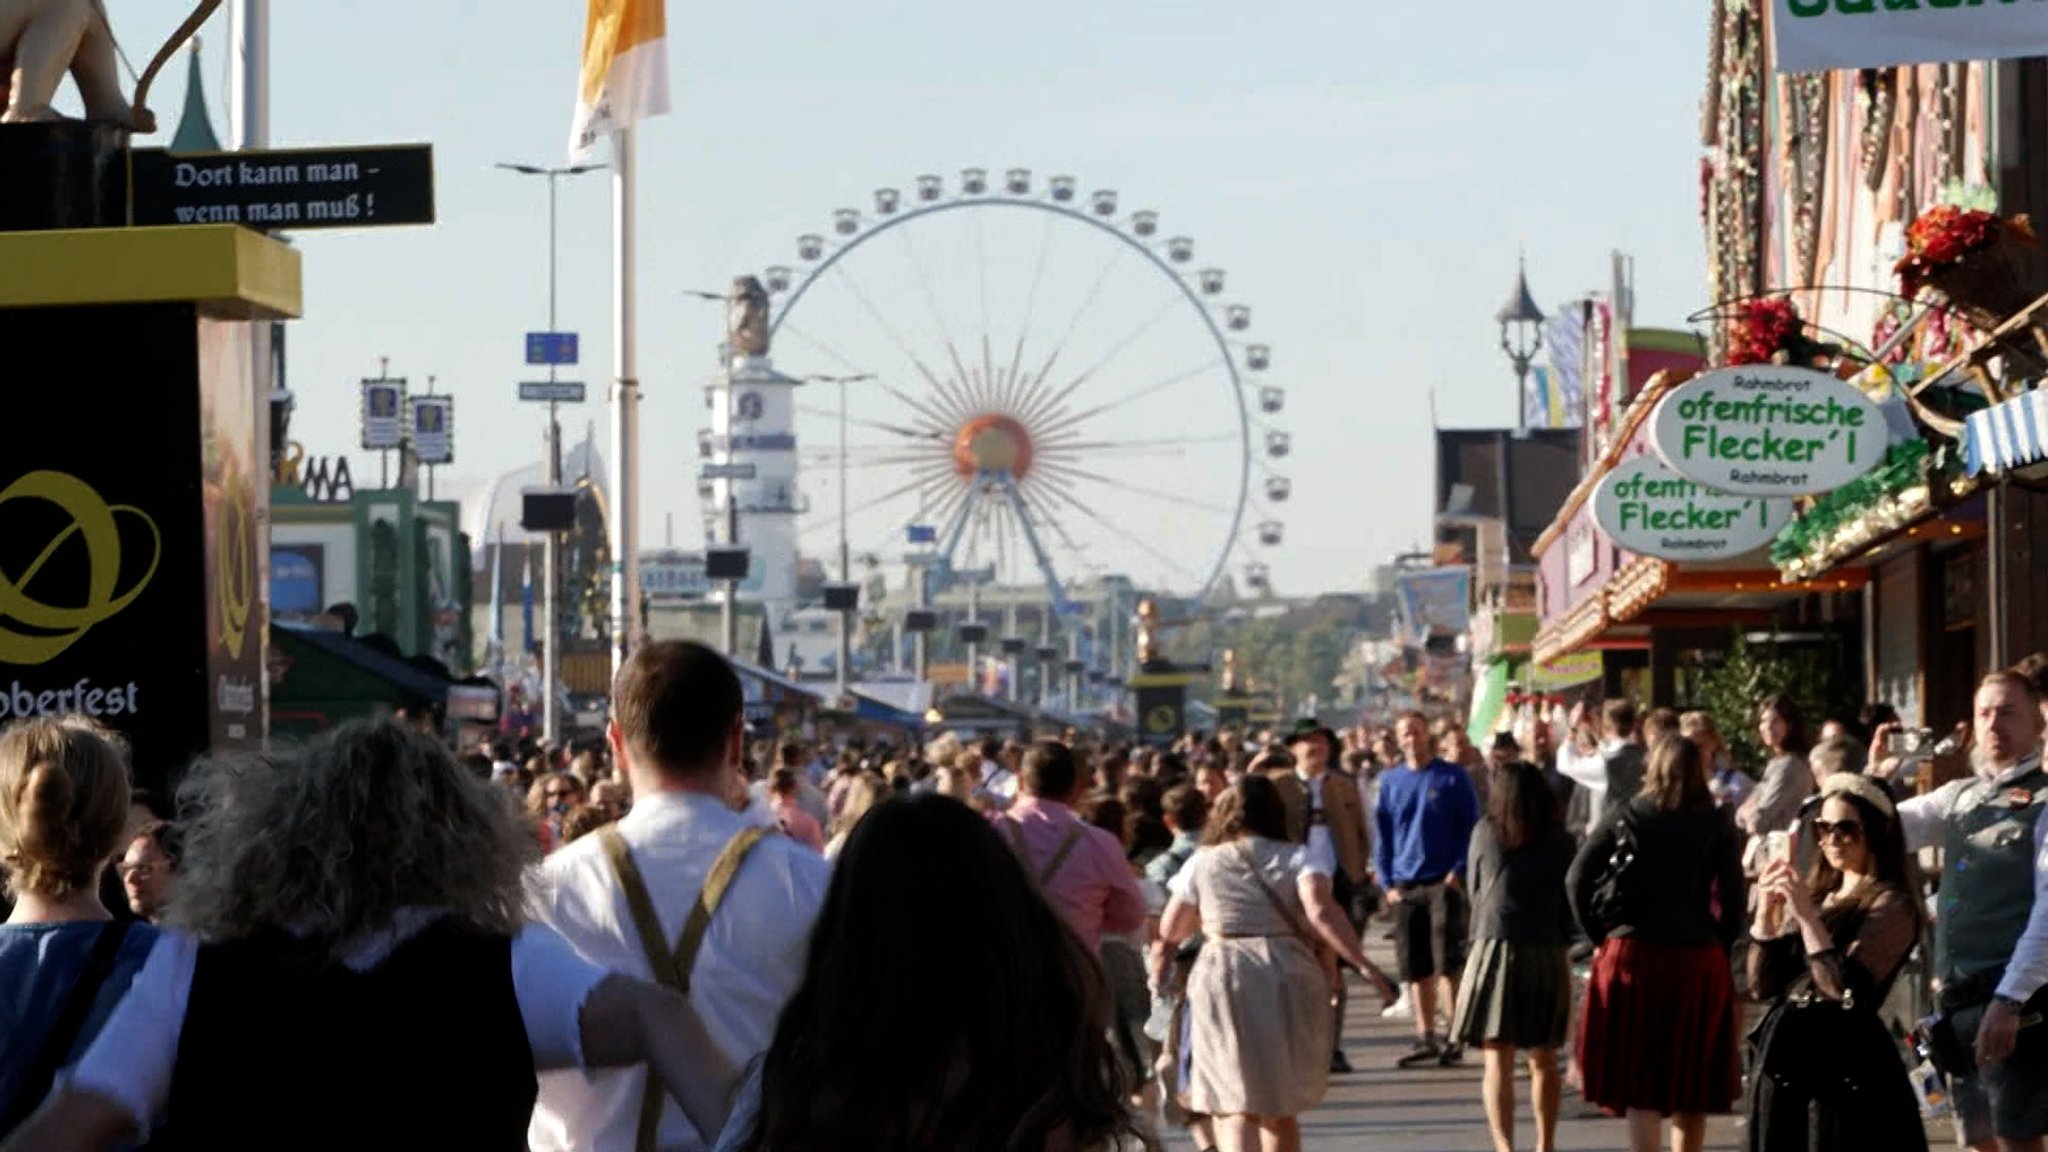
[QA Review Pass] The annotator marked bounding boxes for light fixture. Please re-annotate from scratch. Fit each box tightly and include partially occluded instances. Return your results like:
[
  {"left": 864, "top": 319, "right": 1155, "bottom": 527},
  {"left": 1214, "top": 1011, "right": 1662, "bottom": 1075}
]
[{"left": 1496, "top": 258, "right": 1547, "bottom": 433}]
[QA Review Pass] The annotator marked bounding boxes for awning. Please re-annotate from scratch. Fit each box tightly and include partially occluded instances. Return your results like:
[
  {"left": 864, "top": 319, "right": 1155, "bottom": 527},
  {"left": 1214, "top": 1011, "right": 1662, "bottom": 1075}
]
[
  {"left": 1963, "top": 388, "right": 2048, "bottom": 478},
  {"left": 848, "top": 690, "right": 924, "bottom": 730}
]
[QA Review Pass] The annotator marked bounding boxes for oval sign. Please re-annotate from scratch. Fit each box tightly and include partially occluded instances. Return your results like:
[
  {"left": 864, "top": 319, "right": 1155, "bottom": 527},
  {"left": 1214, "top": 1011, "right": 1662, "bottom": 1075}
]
[
  {"left": 1593, "top": 455, "right": 1792, "bottom": 561},
  {"left": 1650, "top": 365, "right": 1885, "bottom": 496}
]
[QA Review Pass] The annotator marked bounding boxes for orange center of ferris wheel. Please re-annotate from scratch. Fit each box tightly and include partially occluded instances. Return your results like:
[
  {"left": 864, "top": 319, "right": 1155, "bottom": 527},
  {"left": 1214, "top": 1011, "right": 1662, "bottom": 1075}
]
[{"left": 951, "top": 414, "right": 1035, "bottom": 479}]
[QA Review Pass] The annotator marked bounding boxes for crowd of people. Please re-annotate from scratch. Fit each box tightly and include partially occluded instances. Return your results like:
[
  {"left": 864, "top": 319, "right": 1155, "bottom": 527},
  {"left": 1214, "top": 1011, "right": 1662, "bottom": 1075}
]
[{"left": 2, "top": 640, "right": 2048, "bottom": 1152}]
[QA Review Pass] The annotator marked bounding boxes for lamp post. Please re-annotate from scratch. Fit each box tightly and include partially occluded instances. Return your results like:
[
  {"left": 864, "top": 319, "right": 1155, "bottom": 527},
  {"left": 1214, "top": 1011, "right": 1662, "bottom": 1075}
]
[
  {"left": 1496, "top": 258, "right": 1546, "bottom": 433},
  {"left": 497, "top": 161, "right": 604, "bottom": 747},
  {"left": 805, "top": 373, "right": 876, "bottom": 704}
]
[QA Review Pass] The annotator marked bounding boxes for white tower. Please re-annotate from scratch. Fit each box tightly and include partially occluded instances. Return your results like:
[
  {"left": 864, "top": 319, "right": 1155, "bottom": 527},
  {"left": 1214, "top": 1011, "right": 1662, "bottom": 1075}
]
[{"left": 706, "top": 355, "right": 801, "bottom": 633}]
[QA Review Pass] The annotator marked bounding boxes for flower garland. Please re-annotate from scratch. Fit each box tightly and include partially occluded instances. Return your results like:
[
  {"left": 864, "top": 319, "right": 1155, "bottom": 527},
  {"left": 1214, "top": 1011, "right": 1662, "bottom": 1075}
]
[
  {"left": 1729, "top": 297, "right": 1804, "bottom": 365},
  {"left": 1895, "top": 206, "right": 2036, "bottom": 299},
  {"left": 1768, "top": 439, "right": 1931, "bottom": 574}
]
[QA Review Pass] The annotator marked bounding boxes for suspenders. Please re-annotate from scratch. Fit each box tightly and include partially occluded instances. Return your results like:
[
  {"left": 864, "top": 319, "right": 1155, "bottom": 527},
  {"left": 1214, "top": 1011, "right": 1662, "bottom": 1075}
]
[
  {"left": 599, "top": 824, "right": 769, "bottom": 1152},
  {"left": 1003, "top": 817, "right": 1086, "bottom": 888}
]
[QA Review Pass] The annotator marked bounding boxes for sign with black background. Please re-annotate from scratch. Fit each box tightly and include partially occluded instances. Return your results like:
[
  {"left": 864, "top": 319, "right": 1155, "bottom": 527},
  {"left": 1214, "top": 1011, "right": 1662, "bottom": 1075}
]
[
  {"left": 129, "top": 144, "right": 435, "bottom": 231},
  {"left": 1135, "top": 682, "right": 1187, "bottom": 748},
  {"left": 0, "top": 303, "right": 243, "bottom": 791}
]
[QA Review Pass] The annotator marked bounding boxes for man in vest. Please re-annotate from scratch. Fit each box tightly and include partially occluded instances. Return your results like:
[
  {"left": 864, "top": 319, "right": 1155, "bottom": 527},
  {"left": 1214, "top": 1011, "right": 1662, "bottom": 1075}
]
[
  {"left": 1900, "top": 671, "right": 2048, "bottom": 1152},
  {"left": 530, "top": 641, "right": 831, "bottom": 1152},
  {"left": 1267, "top": 721, "right": 1374, "bottom": 1073},
  {"left": 1002, "top": 740, "right": 1145, "bottom": 955}
]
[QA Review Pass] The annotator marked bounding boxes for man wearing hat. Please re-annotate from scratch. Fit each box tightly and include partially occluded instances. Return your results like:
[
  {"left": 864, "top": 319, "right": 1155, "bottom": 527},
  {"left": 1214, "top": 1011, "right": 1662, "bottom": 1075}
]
[{"left": 1268, "top": 719, "right": 1375, "bottom": 1073}]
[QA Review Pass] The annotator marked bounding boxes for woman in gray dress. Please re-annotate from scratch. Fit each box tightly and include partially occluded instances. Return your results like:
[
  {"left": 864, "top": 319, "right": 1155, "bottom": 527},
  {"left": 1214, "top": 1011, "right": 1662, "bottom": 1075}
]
[{"left": 1157, "top": 776, "right": 1377, "bottom": 1152}]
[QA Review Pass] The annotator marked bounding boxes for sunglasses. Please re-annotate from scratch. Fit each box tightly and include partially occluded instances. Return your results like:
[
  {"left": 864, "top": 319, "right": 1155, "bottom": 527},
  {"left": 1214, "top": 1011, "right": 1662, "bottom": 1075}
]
[{"left": 1813, "top": 819, "right": 1864, "bottom": 843}]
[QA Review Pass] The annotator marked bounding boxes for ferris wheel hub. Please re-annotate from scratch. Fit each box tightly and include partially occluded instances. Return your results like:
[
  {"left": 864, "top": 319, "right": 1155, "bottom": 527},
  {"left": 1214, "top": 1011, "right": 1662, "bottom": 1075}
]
[{"left": 952, "top": 414, "right": 1035, "bottom": 479}]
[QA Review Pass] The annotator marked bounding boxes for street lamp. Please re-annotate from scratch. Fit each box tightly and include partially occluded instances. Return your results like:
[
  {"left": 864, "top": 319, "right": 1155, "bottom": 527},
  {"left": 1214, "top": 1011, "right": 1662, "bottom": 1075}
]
[
  {"left": 496, "top": 160, "right": 605, "bottom": 747},
  {"left": 806, "top": 372, "right": 876, "bottom": 703},
  {"left": 1496, "top": 258, "right": 1546, "bottom": 433}
]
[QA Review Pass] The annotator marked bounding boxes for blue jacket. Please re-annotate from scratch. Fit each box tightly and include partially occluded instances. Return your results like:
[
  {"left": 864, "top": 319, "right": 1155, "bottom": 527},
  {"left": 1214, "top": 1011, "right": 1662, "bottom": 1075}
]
[{"left": 1373, "top": 759, "right": 1481, "bottom": 885}]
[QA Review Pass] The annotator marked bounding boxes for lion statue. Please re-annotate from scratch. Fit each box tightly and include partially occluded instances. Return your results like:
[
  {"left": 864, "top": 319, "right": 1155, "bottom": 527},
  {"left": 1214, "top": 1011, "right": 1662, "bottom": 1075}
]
[
  {"left": 727, "top": 275, "right": 772, "bottom": 359},
  {"left": 1, "top": 0, "right": 155, "bottom": 130}
]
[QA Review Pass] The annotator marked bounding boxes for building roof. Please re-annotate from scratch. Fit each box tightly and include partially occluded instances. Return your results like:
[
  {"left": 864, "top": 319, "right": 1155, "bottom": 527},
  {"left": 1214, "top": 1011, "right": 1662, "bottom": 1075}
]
[{"left": 170, "top": 42, "right": 221, "bottom": 154}]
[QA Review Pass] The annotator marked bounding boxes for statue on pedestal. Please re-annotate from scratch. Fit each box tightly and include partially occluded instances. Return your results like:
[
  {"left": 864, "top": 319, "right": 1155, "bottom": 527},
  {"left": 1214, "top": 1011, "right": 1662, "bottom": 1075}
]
[
  {"left": 1135, "top": 598, "right": 1162, "bottom": 670},
  {"left": 727, "top": 275, "right": 771, "bottom": 359},
  {"left": 1, "top": 0, "right": 218, "bottom": 131}
]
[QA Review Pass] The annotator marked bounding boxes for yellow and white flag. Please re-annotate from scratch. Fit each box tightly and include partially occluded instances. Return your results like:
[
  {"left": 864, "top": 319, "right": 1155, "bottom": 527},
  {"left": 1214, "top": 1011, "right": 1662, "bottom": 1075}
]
[{"left": 569, "top": 0, "right": 671, "bottom": 162}]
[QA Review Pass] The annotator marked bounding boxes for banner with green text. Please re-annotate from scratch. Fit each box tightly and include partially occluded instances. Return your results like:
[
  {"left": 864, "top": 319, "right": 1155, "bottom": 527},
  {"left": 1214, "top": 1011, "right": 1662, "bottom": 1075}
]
[{"left": 1773, "top": 0, "right": 2048, "bottom": 74}]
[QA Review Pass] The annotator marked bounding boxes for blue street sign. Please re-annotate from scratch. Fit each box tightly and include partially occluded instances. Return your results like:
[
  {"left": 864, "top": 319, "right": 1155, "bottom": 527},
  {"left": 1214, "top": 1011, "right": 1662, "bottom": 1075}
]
[
  {"left": 525, "top": 332, "right": 579, "bottom": 365},
  {"left": 907, "top": 524, "right": 938, "bottom": 544}
]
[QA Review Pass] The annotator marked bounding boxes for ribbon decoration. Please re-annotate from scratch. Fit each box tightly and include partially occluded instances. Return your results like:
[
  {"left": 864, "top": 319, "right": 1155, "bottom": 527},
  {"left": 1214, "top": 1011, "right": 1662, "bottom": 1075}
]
[{"left": 128, "top": 0, "right": 225, "bottom": 132}]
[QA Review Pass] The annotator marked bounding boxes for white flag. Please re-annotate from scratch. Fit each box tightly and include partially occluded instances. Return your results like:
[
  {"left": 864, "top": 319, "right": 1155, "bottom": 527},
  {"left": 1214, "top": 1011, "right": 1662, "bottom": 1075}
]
[{"left": 569, "top": 0, "right": 671, "bottom": 163}]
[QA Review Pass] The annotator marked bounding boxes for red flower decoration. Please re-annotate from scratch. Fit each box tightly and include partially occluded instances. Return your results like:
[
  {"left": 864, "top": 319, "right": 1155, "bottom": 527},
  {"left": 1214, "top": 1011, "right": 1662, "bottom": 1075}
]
[
  {"left": 1895, "top": 206, "right": 2037, "bottom": 298},
  {"left": 1729, "top": 297, "right": 1803, "bottom": 365}
]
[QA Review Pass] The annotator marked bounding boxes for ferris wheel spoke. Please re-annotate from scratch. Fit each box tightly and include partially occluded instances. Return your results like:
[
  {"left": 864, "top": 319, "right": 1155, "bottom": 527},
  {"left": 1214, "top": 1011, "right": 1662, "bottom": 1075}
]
[
  {"left": 1034, "top": 355, "right": 1227, "bottom": 440},
  {"left": 997, "top": 214, "right": 1061, "bottom": 417},
  {"left": 828, "top": 262, "right": 972, "bottom": 422},
  {"left": 1017, "top": 295, "right": 1183, "bottom": 430},
  {"left": 777, "top": 320, "right": 881, "bottom": 381},
  {"left": 1033, "top": 480, "right": 1207, "bottom": 587},
  {"left": 1019, "top": 483, "right": 1091, "bottom": 563},
  {"left": 1007, "top": 241, "right": 1130, "bottom": 422},
  {"left": 797, "top": 467, "right": 952, "bottom": 540},
  {"left": 792, "top": 403, "right": 944, "bottom": 442},
  {"left": 894, "top": 225, "right": 983, "bottom": 421},
  {"left": 1034, "top": 462, "right": 1234, "bottom": 517},
  {"left": 1037, "top": 431, "right": 1240, "bottom": 458}
]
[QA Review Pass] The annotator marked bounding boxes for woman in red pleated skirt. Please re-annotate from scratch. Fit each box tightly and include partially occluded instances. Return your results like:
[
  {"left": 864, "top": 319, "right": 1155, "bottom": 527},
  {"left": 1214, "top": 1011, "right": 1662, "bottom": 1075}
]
[{"left": 1568, "top": 734, "right": 1747, "bottom": 1152}]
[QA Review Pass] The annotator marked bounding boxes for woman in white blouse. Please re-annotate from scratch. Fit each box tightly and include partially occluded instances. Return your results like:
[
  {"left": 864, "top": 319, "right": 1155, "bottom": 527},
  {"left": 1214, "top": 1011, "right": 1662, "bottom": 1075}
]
[{"left": 1, "top": 720, "right": 735, "bottom": 1152}]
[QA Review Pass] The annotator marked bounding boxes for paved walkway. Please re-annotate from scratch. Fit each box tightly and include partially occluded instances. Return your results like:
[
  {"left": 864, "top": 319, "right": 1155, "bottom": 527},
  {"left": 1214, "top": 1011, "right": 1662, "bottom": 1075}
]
[
  {"left": 1149, "top": 973, "right": 1735, "bottom": 1152},
  {"left": 1161, "top": 966, "right": 1952, "bottom": 1151}
]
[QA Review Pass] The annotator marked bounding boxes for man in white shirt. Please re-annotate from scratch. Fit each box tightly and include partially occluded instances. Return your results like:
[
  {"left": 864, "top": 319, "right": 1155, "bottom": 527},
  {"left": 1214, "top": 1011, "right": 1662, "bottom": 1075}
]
[{"left": 530, "top": 641, "right": 831, "bottom": 1152}]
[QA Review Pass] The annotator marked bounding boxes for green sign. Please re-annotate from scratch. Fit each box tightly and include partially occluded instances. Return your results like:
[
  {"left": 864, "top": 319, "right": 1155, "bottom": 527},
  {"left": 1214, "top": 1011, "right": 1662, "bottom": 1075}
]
[
  {"left": 1650, "top": 366, "right": 1886, "bottom": 497},
  {"left": 1593, "top": 455, "right": 1792, "bottom": 560}
]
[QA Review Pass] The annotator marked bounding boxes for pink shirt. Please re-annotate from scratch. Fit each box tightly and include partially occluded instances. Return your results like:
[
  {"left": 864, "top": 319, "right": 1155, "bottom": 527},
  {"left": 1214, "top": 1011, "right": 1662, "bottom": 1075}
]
[
  {"left": 772, "top": 797, "right": 825, "bottom": 852},
  {"left": 1001, "top": 796, "right": 1146, "bottom": 953}
]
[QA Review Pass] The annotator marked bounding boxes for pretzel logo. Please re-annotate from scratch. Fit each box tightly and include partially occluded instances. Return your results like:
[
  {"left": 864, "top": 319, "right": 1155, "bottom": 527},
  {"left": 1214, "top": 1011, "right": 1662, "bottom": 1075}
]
[
  {"left": 0, "top": 472, "right": 161, "bottom": 666},
  {"left": 217, "top": 471, "right": 254, "bottom": 660}
]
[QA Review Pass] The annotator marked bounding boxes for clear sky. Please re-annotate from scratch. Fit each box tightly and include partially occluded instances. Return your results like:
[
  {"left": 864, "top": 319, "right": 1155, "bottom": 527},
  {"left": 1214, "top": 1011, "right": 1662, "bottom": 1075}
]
[{"left": 100, "top": 0, "right": 1711, "bottom": 597}]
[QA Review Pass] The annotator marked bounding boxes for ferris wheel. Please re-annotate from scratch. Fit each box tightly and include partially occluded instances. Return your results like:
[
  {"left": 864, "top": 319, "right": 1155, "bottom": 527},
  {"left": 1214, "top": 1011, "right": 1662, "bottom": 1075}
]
[{"left": 754, "top": 168, "right": 1290, "bottom": 608}]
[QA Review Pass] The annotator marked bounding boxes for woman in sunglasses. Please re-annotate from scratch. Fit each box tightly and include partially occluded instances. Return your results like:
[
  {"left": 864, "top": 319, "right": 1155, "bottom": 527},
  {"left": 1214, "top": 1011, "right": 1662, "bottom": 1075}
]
[{"left": 1747, "top": 772, "right": 1927, "bottom": 1151}]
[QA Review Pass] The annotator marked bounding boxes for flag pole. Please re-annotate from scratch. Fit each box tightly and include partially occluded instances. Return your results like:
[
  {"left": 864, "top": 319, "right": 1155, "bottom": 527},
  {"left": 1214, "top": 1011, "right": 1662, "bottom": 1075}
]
[{"left": 609, "top": 125, "right": 642, "bottom": 682}]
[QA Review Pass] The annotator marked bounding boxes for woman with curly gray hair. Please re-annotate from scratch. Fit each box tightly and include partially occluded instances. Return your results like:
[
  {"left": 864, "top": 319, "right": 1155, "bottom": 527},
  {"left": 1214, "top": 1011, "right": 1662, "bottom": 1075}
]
[{"left": 2, "top": 719, "right": 737, "bottom": 1152}]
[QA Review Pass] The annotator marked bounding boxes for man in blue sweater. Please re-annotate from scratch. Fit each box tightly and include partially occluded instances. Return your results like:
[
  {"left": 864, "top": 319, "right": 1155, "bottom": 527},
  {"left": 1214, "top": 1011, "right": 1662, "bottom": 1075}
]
[{"left": 1374, "top": 712, "right": 1482, "bottom": 1068}]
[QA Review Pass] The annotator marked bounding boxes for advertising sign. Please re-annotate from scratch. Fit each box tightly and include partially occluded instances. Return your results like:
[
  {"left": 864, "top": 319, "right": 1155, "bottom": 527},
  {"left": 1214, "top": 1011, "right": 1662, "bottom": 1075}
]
[
  {"left": 1393, "top": 567, "right": 1472, "bottom": 644},
  {"left": 1529, "top": 651, "right": 1604, "bottom": 692},
  {"left": 361, "top": 378, "right": 404, "bottom": 449},
  {"left": 0, "top": 303, "right": 262, "bottom": 789},
  {"left": 1650, "top": 366, "right": 1885, "bottom": 497},
  {"left": 128, "top": 143, "right": 436, "bottom": 230},
  {"left": 1592, "top": 456, "right": 1792, "bottom": 561},
  {"left": 1134, "top": 682, "right": 1187, "bottom": 748},
  {"left": 198, "top": 321, "right": 267, "bottom": 749},
  {"left": 1772, "top": 0, "right": 2048, "bottom": 74},
  {"left": 271, "top": 544, "right": 326, "bottom": 620},
  {"left": 410, "top": 396, "right": 454, "bottom": 465}
]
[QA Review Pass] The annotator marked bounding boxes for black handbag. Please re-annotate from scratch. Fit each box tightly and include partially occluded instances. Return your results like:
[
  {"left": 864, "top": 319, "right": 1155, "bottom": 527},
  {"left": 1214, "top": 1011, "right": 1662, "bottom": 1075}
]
[{"left": 1587, "top": 810, "right": 1639, "bottom": 933}]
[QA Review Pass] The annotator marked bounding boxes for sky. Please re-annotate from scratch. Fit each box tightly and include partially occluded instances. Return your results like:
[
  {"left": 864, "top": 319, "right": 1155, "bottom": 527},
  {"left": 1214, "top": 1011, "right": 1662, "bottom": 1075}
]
[{"left": 99, "top": 0, "right": 1712, "bottom": 598}]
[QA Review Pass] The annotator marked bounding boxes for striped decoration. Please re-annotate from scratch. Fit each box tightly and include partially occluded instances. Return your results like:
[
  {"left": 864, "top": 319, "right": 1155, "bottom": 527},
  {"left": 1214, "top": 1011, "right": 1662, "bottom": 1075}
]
[{"left": 1963, "top": 387, "right": 2048, "bottom": 476}]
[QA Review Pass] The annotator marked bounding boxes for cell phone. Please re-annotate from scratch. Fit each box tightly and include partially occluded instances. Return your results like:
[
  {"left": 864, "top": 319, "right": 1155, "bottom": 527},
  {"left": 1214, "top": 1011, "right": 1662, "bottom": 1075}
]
[
  {"left": 1763, "top": 830, "right": 1792, "bottom": 866},
  {"left": 1885, "top": 728, "right": 1934, "bottom": 757}
]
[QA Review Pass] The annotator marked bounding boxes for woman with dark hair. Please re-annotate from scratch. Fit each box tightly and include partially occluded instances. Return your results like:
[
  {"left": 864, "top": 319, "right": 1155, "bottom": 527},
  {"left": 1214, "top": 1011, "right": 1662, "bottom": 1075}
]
[
  {"left": 1745, "top": 774, "right": 1927, "bottom": 1151},
  {"left": 1739, "top": 695, "right": 1815, "bottom": 839},
  {"left": 1453, "top": 760, "right": 1575, "bottom": 1152},
  {"left": 1156, "top": 776, "right": 1380, "bottom": 1152},
  {"left": 4, "top": 720, "right": 735, "bottom": 1152},
  {"left": 1568, "top": 735, "right": 1746, "bottom": 1152},
  {"left": 1120, "top": 777, "right": 1173, "bottom": 869},
  {"left": 715, "top": 793, "right": 1141, "bottom": 1152}
]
